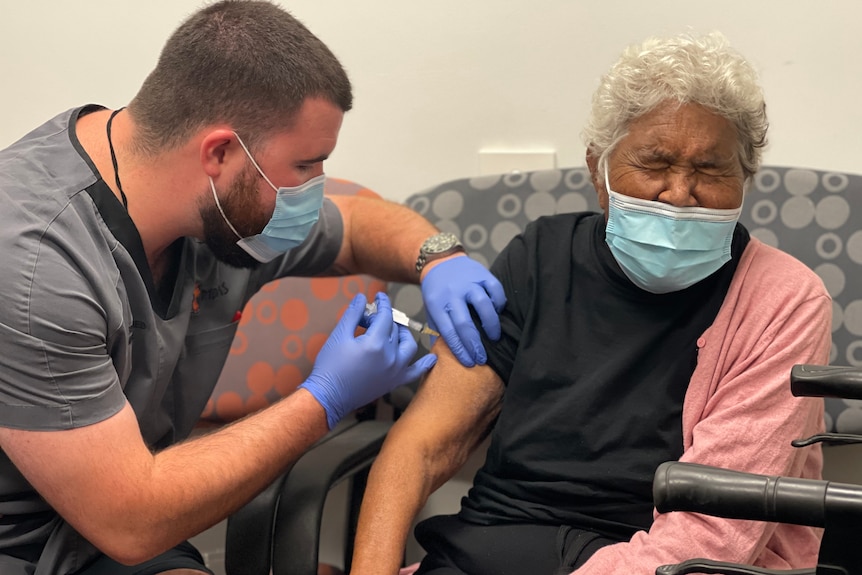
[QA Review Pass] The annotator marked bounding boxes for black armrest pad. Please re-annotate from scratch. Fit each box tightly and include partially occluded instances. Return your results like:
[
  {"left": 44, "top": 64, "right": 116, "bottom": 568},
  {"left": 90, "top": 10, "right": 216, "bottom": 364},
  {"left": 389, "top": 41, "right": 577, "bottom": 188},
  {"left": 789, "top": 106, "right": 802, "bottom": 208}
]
[
  {"left": 791, "top": 364, "right": 862, "bottom": 399},
  {"left": 655, "top": 558, "right": 815, "bottom": 575},
  {"left": 270, "top": 419, "right": 392, "bottom": 575},
  {"left": 654, "top": 461, "right": 862, "bottom": 528},
  {"left": 653, "top": 462, "right": 829, "bottom": 526}
]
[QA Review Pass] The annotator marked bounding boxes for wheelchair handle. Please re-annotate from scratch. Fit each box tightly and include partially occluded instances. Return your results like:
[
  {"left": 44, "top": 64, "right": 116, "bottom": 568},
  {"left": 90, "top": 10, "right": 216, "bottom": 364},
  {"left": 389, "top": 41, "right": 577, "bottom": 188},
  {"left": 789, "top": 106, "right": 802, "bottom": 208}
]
[
  {"left": 790, "top": 364, "right": 862, "bottom": 399},
  {"left": 653, "top": 461, "right": 862, "bottom": 527}
]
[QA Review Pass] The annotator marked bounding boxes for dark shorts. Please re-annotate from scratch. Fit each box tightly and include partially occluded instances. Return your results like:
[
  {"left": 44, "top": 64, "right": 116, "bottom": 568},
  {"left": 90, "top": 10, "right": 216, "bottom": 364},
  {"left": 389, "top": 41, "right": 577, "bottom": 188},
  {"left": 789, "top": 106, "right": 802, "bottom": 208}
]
[
  {"left": 75, "top": 541, "right": 213, "bottom": 575},
  {"left": 414, "top": 515, "right": 618, "bottom": 575}
]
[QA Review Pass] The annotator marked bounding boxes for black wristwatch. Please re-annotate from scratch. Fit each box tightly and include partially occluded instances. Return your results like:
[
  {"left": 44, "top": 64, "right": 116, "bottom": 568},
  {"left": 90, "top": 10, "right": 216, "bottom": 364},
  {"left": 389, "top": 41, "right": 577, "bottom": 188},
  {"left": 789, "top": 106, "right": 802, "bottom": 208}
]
[{"left": 415, "top": 232, "right": 464, "bottom": 274}]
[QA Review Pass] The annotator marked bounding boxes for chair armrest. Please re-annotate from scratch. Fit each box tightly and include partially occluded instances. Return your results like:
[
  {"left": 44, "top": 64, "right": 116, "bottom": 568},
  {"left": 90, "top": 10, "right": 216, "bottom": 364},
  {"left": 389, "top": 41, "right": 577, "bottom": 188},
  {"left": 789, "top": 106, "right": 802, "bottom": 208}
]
[
  {"left": 790, "top": 365, "right": 862, "bottom": 400},
  {"left": 655, "top": 559, "right": 816, "bottom": 575},
  {"left": 270, "top": 419, "right": 392, "bottom": 575},
  {"left": 653, "top": 462, "right": 861, "bottom": 575},
  {"left": 224, "top": 417, "right": 362, "bottom": 575},
  {"left": 653, "top": 461, "right": 830, "bottom": 527}
]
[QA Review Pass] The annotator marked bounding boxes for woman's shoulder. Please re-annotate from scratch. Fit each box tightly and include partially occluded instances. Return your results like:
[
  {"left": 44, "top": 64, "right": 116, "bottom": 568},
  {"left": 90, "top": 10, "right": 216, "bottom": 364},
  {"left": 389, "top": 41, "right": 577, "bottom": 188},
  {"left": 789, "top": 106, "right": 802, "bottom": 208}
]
[{"left": 737, "top": 237, "right": 829, "bottom": 298}]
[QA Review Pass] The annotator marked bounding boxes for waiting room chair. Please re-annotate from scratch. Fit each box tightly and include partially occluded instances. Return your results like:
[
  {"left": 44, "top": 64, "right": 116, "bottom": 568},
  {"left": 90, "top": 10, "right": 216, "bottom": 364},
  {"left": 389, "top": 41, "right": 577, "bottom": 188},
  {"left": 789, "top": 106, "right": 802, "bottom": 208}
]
[
  {"left": 199, "top": 177, "right": 393, "bottom": 575},
  {"left": 224, "top": 165, "right": 862, "bottom": 573}
]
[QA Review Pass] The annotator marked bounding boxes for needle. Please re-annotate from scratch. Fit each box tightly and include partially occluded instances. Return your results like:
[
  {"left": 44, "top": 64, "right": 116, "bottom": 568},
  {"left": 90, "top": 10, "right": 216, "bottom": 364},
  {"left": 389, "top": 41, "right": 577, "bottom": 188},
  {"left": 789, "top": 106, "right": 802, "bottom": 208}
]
[{"left": 364, "top": 302, "right": 439, "bottom": 337}]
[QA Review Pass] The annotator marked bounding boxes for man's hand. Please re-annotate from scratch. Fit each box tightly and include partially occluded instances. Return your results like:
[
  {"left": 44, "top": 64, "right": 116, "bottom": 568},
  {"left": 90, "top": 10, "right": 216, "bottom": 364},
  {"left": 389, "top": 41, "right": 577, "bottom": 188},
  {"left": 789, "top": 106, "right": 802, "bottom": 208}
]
[
  {"left": 300, "top": 292, "right": 437, "bottom": 429},
  {"left": 420, "top": 255, "right": 506, "bottom": 367}
]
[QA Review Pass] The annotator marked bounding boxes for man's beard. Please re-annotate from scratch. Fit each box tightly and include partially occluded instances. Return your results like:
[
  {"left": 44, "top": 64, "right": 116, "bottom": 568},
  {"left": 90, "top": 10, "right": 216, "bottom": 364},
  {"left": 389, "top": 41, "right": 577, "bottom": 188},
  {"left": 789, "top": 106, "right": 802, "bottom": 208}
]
[{"left": 200, "top": 167, "right": 269, "bottom": 269}]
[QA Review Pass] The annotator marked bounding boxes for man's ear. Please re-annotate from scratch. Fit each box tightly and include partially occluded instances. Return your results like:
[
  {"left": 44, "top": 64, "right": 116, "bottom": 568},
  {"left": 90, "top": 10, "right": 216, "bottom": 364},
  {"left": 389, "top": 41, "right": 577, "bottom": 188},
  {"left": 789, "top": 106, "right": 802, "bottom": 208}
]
[{"left": 200, "top": 129, "right": 240, "bottom": 178}]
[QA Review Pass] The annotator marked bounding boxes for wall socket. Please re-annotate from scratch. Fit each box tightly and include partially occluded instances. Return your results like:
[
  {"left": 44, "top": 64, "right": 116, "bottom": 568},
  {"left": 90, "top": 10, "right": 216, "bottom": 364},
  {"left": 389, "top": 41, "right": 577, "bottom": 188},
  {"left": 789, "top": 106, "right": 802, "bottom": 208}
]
[{"left": 478, "top": 150, "right": 556, "bottom": 175}]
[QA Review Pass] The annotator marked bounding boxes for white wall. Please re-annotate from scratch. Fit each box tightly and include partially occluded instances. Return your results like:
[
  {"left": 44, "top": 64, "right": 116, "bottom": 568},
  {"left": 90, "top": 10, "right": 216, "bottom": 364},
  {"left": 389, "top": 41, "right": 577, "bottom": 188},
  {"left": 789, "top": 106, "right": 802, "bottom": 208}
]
[{"left": 3, "top": 1, "right": 862, "bottom": 204}]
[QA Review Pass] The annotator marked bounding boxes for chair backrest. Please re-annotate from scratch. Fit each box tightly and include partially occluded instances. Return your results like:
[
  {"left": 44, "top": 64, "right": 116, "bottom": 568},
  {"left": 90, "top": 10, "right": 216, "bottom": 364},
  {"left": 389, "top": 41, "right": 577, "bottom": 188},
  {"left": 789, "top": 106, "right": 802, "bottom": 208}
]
[
  {"left": 200, "top": 178, "right": 387, "bottom": 425},
  {"left": 389, "top": 166, "right": 862, "bottom": 433},
  {"left": 741, "top": 167, "right": 862, "bottom": 434}
]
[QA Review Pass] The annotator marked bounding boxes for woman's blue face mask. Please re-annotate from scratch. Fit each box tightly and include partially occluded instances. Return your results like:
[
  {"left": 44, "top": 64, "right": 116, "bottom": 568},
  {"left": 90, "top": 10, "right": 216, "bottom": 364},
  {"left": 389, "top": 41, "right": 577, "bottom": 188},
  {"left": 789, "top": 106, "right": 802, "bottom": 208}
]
[
  {"left": 209, "top": 133, "right": 325, "bottom": 263},
  {"left": 603, "top": 165, "right": 742, "bottom": 294}
]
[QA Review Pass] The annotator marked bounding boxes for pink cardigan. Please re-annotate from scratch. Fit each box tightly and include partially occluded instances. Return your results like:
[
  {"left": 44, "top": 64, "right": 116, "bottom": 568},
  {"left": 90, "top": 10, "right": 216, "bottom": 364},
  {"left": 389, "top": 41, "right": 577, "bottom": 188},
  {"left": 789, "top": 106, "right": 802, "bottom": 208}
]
[{"left": 572, "top": 237, "right": 832, "bottom": 574}]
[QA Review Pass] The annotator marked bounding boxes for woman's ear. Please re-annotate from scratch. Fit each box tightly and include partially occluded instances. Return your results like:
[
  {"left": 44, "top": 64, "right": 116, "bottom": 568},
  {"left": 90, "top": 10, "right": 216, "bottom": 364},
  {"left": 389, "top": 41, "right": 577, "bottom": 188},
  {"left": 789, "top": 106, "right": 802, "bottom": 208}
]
[
  {"left": 586, "top": 149, "right": 610, "bottom": 217},
  {"left": 585, "top": 150, "right": 600, "bottom": 187}
]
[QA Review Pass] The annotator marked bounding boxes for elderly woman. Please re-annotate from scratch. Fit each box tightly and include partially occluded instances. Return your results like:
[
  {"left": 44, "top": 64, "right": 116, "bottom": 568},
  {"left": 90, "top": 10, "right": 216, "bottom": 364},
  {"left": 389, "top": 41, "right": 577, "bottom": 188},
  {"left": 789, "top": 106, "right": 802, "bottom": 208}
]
[{"left": 350, "top": 32, "right": 831, "bottom": 575}]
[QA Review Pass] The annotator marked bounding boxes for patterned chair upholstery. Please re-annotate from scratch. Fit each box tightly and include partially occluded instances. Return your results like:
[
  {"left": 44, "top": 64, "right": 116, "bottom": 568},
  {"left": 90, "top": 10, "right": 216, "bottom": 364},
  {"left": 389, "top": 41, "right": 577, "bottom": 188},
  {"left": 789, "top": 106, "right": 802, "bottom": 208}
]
[
  {"left": 743, "top": 167, "right": 862, "bottom": 434},
  {"left": 200, "top": 177, "right": 387, "bottom": 425},
  {"left": 389, "top": 166, "right": 862, "bottom": 434}
]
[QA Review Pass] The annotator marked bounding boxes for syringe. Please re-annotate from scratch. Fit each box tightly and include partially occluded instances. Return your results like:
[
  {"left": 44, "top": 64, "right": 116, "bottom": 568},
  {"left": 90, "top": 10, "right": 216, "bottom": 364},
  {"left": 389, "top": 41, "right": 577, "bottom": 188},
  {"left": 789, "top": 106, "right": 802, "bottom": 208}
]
[{"left": 364, "top": 302, "right": 439, "bottom": 337}]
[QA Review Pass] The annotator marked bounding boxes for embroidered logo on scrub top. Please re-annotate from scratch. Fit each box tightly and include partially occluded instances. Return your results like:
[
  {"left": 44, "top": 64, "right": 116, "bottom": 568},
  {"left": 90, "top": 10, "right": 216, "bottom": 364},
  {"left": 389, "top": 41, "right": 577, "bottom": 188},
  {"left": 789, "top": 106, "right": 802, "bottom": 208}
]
[
  {"left": 192, "top": 283, "right": 201, "bottom": 315},
  {"left": 191, "top": 281, "right": 230, "bottom": 315}
]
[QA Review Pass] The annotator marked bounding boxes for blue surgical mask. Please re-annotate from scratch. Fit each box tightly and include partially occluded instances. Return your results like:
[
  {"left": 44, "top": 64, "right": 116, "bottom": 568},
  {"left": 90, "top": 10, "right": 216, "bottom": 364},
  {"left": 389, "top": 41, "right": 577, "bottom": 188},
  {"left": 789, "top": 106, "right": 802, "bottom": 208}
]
[
  {"left": 209, "top": 133, "right": 325, "bottom": 263},
  {"left": 603, "top": 166, "right": 741, "bottom": 294}
]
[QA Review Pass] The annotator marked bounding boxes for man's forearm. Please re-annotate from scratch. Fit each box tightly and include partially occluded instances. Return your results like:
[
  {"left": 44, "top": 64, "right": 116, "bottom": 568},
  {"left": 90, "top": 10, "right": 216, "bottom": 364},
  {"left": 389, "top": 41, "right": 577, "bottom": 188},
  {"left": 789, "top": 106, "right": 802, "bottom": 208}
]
[
  {"left": 0, "top": 389, "right": 329, "bottom": 565},
  {"left": 139, "top": 389, "right": 329, "bottom": 550},
  {"left": 328, "top": 194, "right": 440, "bottom": 282}
]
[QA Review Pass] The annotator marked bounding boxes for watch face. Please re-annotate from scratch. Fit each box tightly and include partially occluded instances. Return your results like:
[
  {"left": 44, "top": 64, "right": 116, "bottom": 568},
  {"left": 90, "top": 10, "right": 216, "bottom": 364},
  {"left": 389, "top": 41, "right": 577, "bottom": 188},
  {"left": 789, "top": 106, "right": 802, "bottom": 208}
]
[{"left": 423, "top": 233, "right": 459, "bottom": 254}]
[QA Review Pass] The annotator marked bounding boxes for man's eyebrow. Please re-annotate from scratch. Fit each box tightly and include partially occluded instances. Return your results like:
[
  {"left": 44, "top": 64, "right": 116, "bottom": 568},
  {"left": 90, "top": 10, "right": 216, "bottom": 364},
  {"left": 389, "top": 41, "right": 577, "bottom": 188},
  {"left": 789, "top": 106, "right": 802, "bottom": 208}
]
[{"left": 298, "top": 154, "right": 330, "bottom": 164}]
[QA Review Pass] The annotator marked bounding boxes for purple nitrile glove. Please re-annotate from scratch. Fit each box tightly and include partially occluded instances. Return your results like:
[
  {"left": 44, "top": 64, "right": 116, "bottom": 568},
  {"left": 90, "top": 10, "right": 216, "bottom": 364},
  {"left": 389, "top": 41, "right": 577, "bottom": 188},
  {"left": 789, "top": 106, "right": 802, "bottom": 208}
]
[
  {"left": 300, "top": 292, "right": 437, "bottom": 429},
  {"left": 420, "top": 255, "right": 506, "bottom": 367}
]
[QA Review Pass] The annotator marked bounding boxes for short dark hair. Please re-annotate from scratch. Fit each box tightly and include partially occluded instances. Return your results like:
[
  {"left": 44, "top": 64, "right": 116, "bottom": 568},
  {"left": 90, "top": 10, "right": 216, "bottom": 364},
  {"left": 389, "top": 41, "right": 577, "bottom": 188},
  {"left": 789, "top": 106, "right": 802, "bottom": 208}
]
[{"left": 128, "top": 0, "right": 352, "bottom": 153}]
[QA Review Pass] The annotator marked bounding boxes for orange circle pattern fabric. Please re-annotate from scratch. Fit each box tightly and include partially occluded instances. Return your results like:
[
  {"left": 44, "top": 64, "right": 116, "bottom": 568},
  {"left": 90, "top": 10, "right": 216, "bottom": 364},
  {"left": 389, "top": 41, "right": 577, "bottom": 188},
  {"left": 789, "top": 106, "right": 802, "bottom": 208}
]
[{"left": 200, "top": 179, "right": 388, "bottom": 424}]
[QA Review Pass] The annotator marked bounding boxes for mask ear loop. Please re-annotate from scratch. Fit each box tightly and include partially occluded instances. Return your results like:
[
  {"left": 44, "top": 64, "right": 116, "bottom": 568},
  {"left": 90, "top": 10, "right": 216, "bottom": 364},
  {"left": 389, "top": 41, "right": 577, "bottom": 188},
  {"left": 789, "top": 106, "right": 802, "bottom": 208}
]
[
  {"left": 233, "top": 132, "right": 279, "bottom": 192},
  {"left": 209, "top": 177, "right": 243, "bottom": 240},
  {"left": 603, "top": 163, "right": 614, "bottom": 195},
  {"left": 207, "top": 132, "right": 274, "bottom": 242}
]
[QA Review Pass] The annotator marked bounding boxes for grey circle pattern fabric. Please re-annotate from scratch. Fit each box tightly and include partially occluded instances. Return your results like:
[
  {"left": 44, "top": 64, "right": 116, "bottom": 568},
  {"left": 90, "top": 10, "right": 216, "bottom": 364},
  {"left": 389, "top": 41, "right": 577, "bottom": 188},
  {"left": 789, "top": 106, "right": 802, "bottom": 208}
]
[
  {"left": 744, "top": 168, "right": 862, "bottom": 433},
  {"left": 391, "top": 167, "right": 862, "bottom": 433}
]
